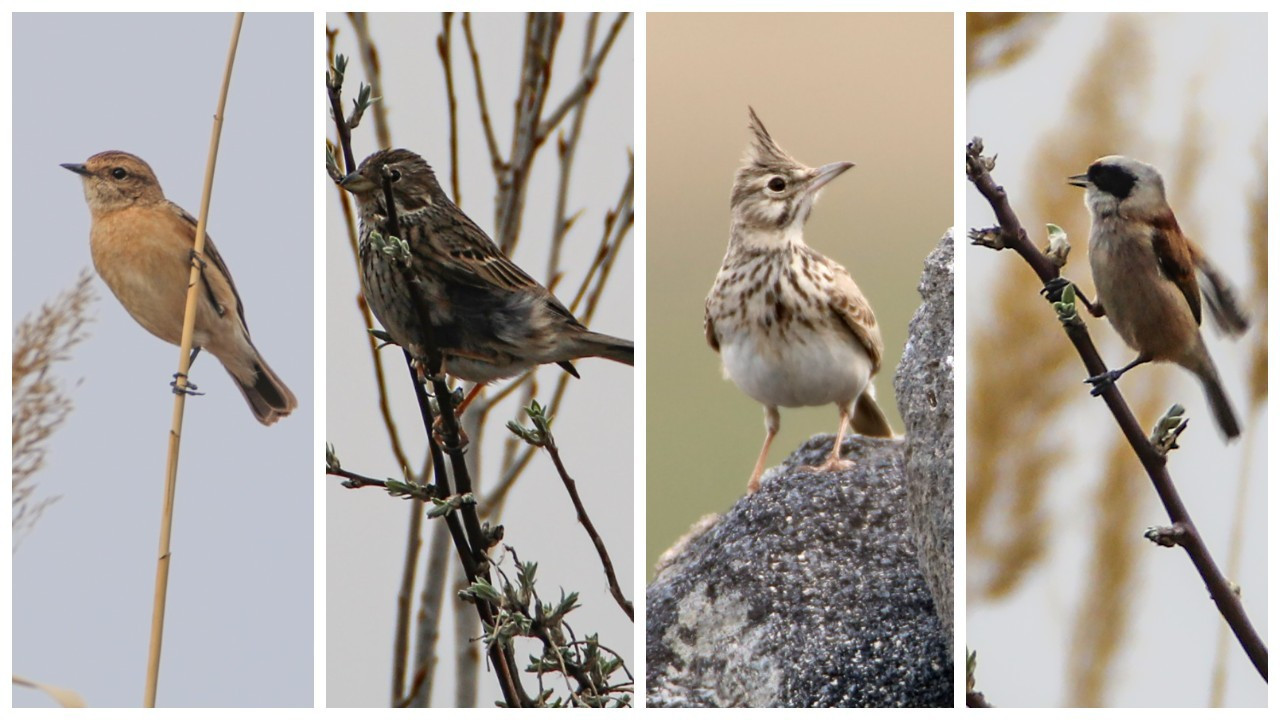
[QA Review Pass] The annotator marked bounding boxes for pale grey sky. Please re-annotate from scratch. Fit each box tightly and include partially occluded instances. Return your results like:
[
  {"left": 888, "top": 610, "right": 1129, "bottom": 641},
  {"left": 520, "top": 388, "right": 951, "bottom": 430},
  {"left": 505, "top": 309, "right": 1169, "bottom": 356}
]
[
  {"left": 11, "top": 13, "right": 313, "bottom": 708},
  {"left": 324, "top": 13, "right": 635, "bottom": 708},
  {"left": 966, "top": 13, "right": 1267, "bottom": 708}
]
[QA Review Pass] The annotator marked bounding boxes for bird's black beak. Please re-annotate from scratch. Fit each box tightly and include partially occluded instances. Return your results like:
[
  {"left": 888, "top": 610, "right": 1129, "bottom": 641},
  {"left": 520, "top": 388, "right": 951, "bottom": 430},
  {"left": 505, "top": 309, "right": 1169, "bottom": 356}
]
[
  {"left": 61, "top": 162, "right": 90, "bottom": 177},
  {"left": 1066, "top": 173, "right": 1089, "bottom": 188},
  {"left": 339, "top": 171, "right": 377, "bottom": 193}
]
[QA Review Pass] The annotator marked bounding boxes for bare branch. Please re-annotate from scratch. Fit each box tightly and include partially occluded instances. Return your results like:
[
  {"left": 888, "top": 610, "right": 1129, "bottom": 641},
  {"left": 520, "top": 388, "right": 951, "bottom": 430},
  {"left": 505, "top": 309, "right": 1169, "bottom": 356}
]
[
  {"left": 462, "top": 13, "right": 503, "bottom": 174},
  {"left": 536, "top": 13, "right": 628, "bottom": 144}
]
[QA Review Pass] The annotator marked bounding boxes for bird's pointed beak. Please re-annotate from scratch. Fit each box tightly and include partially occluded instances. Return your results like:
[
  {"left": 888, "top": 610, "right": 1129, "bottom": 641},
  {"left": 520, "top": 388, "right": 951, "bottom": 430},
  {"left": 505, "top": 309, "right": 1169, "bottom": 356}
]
[
  {"left": 1067, "top": 173, "right": 1089, "bottom": 188},
  {"left": 809, "top": 161, "right": 855, "bottom": 193},
  {"left": 60, "top": 162, "right": 90, "bottom": 177},
  {"left": 340, "top": 170, "right": 377, "bottom": 193}
]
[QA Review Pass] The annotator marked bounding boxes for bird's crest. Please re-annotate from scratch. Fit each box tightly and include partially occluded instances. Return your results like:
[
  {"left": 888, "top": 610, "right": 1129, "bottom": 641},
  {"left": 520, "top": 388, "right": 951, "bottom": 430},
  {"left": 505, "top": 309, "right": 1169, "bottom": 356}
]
[{"left": 745, "top": 106, "right": 798, "bottom": 169}]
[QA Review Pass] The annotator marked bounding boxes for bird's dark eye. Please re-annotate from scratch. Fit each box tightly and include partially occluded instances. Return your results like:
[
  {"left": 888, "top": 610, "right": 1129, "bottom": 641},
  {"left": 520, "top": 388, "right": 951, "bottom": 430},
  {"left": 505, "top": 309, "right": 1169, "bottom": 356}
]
[
  {"left": 111, "top": 168, "right": 128, "bottom": 179},
  {"left": 767, "top": 176, "right": 786, "bottom": 192},
  {"left": 389, "top": 168, "right": 402, "bottom": 182}
]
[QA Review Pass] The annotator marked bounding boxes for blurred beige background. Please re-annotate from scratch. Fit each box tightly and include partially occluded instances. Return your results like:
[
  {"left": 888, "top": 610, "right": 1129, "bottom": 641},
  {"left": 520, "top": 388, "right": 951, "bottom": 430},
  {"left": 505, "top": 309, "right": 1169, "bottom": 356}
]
[
  {"left": 966, "top": 13, "right": 1266, "bottom": 708},
  {"left": 647, "top": 13, "right": 953, "bottom": 576}
]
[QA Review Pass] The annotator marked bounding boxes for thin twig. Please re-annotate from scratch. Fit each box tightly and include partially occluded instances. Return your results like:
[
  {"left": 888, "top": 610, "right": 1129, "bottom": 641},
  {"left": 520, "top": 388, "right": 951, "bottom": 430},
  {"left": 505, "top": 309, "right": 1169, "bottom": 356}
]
[
  {"left": 146, "top": 13, "right": 243, "bottom": 708},
  {"left": 329, "top": 147, "right": 415, "bottom": 473},
  {"left": 403, "top": 355, "right": 527, "bottom": 708},
  {"left": 348, "top": 12, "right": 392, "bottom": 150},
  {"left": 545, "top": 441, "right": 633, "bottom": 620},
  {"left": 546, "top": 13, "right": 599, "bottom": 289},
  {"left": 507, "top": 551, "right": 604, "bottom": 703},
  {"left": 437, "top": 13, "right": 461, "bottom": 203},
  {"left": 328, "top": 28, "right": 414, "bottom": 473},
  {"left": 439, "top": 14, "right": 490, "bottom": 500},
  {"left": 331, "top": 29, "right": 432, "bottom": 697},
  {"left": 393, "top": 499, "right": 423, "bottom": 704},
  {"left": 493, "top": 13, "right": 561, "bottom": 254},
  {"left": 326, "top": 466, "right": 387, "bottom": 490},
  {"left": 966, "top": 137, "right": 1267, "bottom": 680},
  {"left": 535, "top": 13, "right": 627, "bottom": 144},
  {"left": 405, "top": 523, "right": 451, "bottom": 707},
  {"left": 489, "top": 165, "right": 632, "bottom": 514},
  {"left": 461, "top": 13, "right": 503, "bottom": 174},
  {"left": 325, "top": 58, "right": 356, "bottom": 177}
]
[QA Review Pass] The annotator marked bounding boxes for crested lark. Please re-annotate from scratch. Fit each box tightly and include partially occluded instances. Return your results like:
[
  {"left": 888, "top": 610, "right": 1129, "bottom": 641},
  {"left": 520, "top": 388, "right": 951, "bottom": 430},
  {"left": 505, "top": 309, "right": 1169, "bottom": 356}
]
[
  {"left": 705, "top": 108, "right": 893, "bottom": 493},
  {"left": 341, "top": 149, "right": 633, "bottom": 406}
]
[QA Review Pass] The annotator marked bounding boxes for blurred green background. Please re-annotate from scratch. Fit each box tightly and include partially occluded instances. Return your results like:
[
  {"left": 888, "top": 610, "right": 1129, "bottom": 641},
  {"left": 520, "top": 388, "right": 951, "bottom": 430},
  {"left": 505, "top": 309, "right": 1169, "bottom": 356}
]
[{"left": 646, "top": 13, "right": 954, "bottom": 577}]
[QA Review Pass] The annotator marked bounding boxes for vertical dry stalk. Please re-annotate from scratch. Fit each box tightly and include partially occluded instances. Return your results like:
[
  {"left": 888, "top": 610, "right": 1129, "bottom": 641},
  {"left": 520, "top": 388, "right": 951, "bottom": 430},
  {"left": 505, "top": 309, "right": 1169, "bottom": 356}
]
[{"left": 144, "top": 12, "right": 244, "bottom": 708}]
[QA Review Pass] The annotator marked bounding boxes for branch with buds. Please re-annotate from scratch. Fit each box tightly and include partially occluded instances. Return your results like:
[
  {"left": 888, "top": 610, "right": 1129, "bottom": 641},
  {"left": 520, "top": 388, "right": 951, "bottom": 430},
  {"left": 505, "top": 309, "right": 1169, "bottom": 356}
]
[
  {"left": 508, "top": 401, "right": 634, "bottom": 621},
  {"left": 326, "top": 47, "right": 528, "bottom": 708},
  {"left": 965, "top": 138, "right": 1267, "bottom": 681},
  {"left": 323, "top": 13, "right": 634, "bottom": 706}
]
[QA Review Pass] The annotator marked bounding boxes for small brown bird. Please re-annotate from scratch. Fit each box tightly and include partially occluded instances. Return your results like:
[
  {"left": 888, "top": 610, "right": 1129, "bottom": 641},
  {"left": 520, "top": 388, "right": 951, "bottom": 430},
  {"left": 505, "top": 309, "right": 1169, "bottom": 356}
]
[
  {"left": 1069, "top": 155, "right": 1249, "bottom": 439},
  {"left": 62, "top": 151, "right": 296, "bottom": 425},
  {"left": 339, "top": 148, "right": 633, "bottom": 408},
  {"left": 705, "top": 108, "right": 893, "bottom": 493}
]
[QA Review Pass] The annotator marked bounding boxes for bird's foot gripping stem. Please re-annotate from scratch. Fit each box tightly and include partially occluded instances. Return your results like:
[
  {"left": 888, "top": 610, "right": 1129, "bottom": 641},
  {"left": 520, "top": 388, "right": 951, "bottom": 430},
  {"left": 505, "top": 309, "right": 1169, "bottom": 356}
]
[{"left": 170, "top": 372, "right": 204, "bottom": 396}]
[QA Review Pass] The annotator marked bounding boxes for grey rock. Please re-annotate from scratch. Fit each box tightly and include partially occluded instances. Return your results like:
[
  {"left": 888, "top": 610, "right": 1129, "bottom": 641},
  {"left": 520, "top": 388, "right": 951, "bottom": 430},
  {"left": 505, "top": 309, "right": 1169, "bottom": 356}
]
[
  {"left": 893, "top": 230, "right": 955, "bottom": 641},
  {"left": 646, "top": 231, "right": 955, "bottom": 708}
]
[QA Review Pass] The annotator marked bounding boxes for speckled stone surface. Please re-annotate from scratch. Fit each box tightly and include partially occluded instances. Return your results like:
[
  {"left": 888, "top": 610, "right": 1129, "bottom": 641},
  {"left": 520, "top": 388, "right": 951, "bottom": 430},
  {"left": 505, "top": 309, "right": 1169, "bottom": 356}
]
[
  {"left": 646, "top": 232, "right": 955, "bottom": 707},
  {"left": 893, "top": 231, "right": 955, "bottom": 643}
]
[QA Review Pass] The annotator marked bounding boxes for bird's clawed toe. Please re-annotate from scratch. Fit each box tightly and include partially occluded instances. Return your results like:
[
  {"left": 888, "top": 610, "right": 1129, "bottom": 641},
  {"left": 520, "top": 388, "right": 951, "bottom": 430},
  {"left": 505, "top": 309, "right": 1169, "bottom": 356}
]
[
  {"left": 802, "top": 454, "right": 855, "bottom": 476},
  {"left": 1084, "top": 369, "right": 1123, "bottom": 396},
  {"left": 170, "top": 372, "right": 204, "bottom": 396}
]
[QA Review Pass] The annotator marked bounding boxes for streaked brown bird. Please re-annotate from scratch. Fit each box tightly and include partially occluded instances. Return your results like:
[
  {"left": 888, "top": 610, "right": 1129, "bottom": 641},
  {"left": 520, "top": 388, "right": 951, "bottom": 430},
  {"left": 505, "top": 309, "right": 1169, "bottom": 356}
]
[
  {"left": 340, "top": 148, "right": 633, "bottom": 410},
  {"left": 62, "top": 151, "right": 297, "bottom": 425},
  {"left": 705, "top": 108, "right": 894, "bottom": 493}
]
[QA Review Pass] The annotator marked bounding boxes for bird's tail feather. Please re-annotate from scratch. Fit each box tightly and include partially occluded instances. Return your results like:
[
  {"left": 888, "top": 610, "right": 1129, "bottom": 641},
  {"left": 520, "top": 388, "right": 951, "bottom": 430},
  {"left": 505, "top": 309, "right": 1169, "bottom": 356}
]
[
  {"left": 851, "top": 391, "right": 894, "bottom": 438},
  {"left": 578, "top": 330, "right": 634, "bottom": 367},
  {"left": 1198, "top": 363, "right": 1242, "bottom": 440},
  {"left": 229, "top": 353, "right": 297, "bottom": 426},
  {"left": 1195, "top": 255, "right": 1250, "bottom": 337}
]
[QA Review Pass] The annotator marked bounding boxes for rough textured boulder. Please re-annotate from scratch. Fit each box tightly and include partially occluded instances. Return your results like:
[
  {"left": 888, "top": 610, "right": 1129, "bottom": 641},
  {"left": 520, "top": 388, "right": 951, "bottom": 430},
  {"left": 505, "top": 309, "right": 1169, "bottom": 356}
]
[
  {"left": 646, "top": 231, "right": 955, "bottom": 708},
  {"left": 893, "top": 230, "right": 955, "bottom": 642}
]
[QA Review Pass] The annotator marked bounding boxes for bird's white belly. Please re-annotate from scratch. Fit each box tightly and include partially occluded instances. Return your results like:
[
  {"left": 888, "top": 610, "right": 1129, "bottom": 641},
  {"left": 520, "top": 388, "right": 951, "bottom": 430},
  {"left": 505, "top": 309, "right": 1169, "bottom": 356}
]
[{"left": 720, "top": 331, "right": 871, "bottom": 409}]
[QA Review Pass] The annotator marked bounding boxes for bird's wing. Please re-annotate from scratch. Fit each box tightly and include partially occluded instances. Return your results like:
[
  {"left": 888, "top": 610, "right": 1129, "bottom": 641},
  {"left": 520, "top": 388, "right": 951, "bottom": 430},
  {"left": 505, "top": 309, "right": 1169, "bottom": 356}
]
[
  {"left": 829, "top": 263, "right": 883, "bottom": 373},
  {"left": 703, "top": 296, "right": 720, "bottom": 352},
  {"left": 428, "top": 207, "right": 582, "bottom": 326},
  {"left": 169, "top": 201, "right": 249, "bottom": 329},
  {"left": 1150, "top": 212, "right": 1202, "bottom": 326},
  {"left": 1186, "top": 239, "right": 1250, "bottom": 336}
]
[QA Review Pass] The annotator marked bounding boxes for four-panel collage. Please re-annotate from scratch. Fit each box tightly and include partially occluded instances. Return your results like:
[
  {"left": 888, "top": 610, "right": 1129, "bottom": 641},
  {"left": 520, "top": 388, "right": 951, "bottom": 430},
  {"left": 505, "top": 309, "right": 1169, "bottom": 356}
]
[{"left": 4, "top": 7, "right": 1270, "bottom": 712}]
